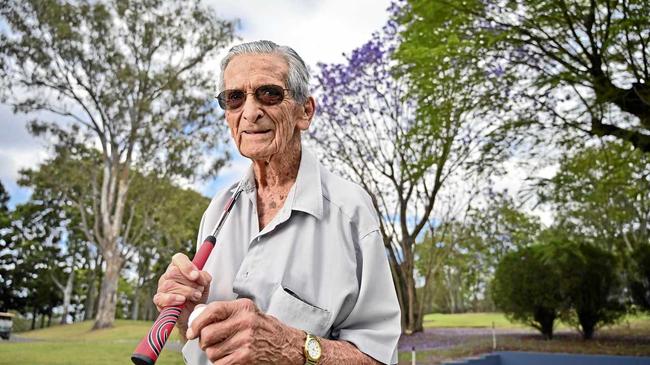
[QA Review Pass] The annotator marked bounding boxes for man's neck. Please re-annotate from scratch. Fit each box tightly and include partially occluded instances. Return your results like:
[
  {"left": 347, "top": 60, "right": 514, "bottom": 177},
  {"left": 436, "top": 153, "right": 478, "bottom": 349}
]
[{"left": 252, "top": 134, "right": 302, "bottom": 192}]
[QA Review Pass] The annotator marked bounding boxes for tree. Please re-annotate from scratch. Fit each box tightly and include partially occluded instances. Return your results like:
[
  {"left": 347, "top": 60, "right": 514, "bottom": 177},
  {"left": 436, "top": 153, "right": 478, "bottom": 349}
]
[
  {"left": 2, "top": 200, "right": 65, "bottom": 328},
  {"left": 492, "top": 245, "right": 562, "bottom": 339},
  {"left": 414, "top": 222, "right": 469, "bottom": 314},
  {"left": 538, "top": 140, "right": 650, "bottom": 256},
  {"left": 396, "top": 0, "right": 650, "bottom": 153},
  {"left": 125, "top": 173, "right": 209, "bottom": 320},
  {"left": 0, "top": 0, "right": 234, "bottom": 328},
  {"left": 417, "top": 192, "right": 543, "bottom": 314},
  {"left": 0, "top": 180, "right": 19, "bottom": 312},
  {"left": 546, "top": 240, "right": 627, "bottom": 339},
  {"left": 19, "top": 141, "right": 211, "bottom": 324},
  {"left": 630, "top": 243, "right": 650, "bottom": 311},
  {"left": 466, "top": 191, "right": 542, "bottom": 270},
  {"left": 311, "top": 15, "right": 492, "bottom": 333}
]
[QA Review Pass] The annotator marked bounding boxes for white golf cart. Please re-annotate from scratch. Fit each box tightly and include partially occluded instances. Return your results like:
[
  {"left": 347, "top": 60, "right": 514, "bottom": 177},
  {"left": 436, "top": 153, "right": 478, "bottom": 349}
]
[{"left": 0, "top": 312, "right": 15, "bottom": 340}]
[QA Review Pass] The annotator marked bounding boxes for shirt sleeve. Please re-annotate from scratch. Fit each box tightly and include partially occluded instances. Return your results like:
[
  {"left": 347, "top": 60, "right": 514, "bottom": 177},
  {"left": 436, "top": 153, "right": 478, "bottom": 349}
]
[{"left": 334, "top": 230, "right": 401, "bottom": 364}]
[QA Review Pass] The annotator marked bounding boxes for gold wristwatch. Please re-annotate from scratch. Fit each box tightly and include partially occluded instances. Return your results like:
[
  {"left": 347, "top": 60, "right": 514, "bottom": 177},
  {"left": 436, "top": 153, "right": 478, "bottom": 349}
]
[{"left": 304, "top": 332, "right": 322, "bottom": 365}]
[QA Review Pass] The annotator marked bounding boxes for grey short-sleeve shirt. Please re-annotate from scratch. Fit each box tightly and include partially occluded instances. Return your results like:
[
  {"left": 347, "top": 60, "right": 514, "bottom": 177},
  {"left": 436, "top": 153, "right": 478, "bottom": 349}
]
[{"left": 181, "top": 147, "right": 401, "bottom": 364}]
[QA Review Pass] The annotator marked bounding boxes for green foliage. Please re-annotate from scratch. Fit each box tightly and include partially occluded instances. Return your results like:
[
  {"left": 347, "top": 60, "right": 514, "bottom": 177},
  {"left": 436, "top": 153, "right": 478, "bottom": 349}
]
[
  {"left": 493, "top": 238, "right": 628, "bottom": 340},
  {"left": 492, "top": 245, "right": 562, "bottom": 339},
  {"left": 1, "top": 0, "right": 234, "bottom": 326},
  {"left": 14, "top": 143, "right": 209, "bottom": 320},
  {"left": 545, "top": 240, "right": 627, "bottom": 339},
  {"left": 396, "top": 0, "right": 650, "bottom": 154},
  {"left": 629, "top": 243, "right": 650, "bottom": 311},
  {"left": 0, "top": 181, "right": 13, "bottom": 311},
  {"left": 416, "top": 192, "right": 542, "bottom": 314},
  {"left": 0, "top": 199, "right": 64, "bottom": 320},
  {"left": 538, "top": 140, "right": 650, "bottom": 256},
  {"left": 0, "top": 0, "right": 234, "bottom": 177},
  {"left": 467, "top": 192, "right": 542, "bottom": 266}
]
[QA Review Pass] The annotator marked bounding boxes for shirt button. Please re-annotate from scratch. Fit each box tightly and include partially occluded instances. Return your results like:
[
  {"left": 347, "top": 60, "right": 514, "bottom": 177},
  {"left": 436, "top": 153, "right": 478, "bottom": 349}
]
[
  {"left": 257, "top": 237, "right": 260, "bottom": 242},
  {"left": 244, "top": 271, "right": 249, "bottom": 278}
]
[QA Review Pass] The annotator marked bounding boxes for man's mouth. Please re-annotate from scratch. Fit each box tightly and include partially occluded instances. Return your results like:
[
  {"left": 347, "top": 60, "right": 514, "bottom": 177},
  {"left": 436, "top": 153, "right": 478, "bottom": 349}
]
[{"left": 242, "top": 129, "right": 272, "bottom": 135}]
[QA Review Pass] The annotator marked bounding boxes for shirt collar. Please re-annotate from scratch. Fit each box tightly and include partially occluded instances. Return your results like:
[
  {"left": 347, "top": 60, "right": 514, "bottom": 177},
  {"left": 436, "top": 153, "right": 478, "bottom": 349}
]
[
  {"left": 290, "top": 147, "right": 323, "bottom": 220},
  {"left": 229, "top": 146, "right": 323, "bottom": 220}
]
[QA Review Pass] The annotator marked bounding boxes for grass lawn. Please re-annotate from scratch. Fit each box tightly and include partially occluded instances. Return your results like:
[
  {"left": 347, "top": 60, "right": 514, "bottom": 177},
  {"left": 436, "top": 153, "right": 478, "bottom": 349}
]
[
  {"left": 422, "top": 312, "right": 649, "bottom": 330},
  {"left": 402, "top": 312, "right": 650, "bottom": 365},
  {"left": 423, "top": 312, "right": 524, "bottom": 328},
  {"left": 2, "top": 314, "right": 648, "bottom": 364},
  {"left": 0, "top": 320, "right": 184, "bottom": 365}
]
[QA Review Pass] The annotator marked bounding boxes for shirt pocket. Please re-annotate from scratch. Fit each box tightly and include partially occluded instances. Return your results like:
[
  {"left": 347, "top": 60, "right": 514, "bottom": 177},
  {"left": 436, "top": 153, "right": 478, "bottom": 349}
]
[{"left": 266, "top": 284, "right": 331, "bottom": 337}]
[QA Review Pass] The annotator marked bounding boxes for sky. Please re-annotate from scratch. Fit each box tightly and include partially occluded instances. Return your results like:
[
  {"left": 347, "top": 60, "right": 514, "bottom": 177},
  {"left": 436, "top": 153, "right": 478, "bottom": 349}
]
[
  {"left": 0, "top": 0, "right": 394, "bottom": 208},
  {"left": 0, "top": 0, "right": 555, "bottom": 225}
]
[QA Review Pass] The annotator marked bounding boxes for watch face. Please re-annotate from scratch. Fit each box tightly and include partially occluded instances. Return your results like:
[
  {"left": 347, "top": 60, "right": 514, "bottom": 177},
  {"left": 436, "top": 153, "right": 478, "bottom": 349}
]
[{"left": 306, "top": 338, "right": 322, "bottom": 359}]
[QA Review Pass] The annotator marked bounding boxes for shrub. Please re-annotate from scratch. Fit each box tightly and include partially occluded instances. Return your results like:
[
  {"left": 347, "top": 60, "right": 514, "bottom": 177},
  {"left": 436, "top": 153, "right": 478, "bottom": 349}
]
[
  {"left": 492, "top": 245, "right": 562, "bottom": 339},
  {"left": 629, "top": 243, "right": 650, "bottom": 311},
  {"left": 548, "top": 241, "right": 627, "bottom": 340}
]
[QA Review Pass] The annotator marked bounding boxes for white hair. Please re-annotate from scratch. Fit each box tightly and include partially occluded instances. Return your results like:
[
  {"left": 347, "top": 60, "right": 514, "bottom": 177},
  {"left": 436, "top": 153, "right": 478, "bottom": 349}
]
[{"left": 219, "top": 40, "right": 310, "bottom": 104}]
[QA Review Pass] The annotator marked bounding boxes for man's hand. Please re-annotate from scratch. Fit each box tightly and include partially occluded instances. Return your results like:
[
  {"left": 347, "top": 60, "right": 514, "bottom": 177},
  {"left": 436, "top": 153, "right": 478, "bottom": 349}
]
[
  {"left": 186, "top": 298, "right": 305, "bottom": 365},
  {"left": 153, "top": 253, "right": 212, "bottom": 337}
]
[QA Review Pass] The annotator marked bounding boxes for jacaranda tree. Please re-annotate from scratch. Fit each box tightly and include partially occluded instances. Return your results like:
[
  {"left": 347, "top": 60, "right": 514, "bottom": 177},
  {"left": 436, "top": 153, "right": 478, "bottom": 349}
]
[{"left": 311, "top": 13, "right": 495, "bottom": 333}]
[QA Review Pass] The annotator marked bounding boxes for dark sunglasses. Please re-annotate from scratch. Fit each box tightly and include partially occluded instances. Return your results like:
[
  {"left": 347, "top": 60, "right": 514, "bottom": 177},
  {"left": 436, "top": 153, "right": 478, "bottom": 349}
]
[{"left": 216, "top": 84, "right": 290, "bottom": 110}]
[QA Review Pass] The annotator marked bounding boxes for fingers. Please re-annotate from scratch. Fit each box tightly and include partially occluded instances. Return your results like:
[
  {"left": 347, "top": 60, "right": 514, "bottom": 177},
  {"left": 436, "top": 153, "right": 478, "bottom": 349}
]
[
  {"left": 198, "top": 270, "right": 212, "bottom": 288},
  {"left": 160, "top": 278, "right": 205, "bottom": 301},
  {"left": 160, "top": 265, "right": 211, "bottom": 289},
  {"left": 212, "top": 348, "right": 251, "bottom": 365},
  {"left": 171, "top": 253, "right": 200, "bottom": 281},
  {"left": 154, "top": 253, "right": 213, "bottom": 312},
  {"left": 153, "top": 292, "right": 186, "bottom": 310},
  {"left": 187, "top": 299, "right": 257, "bottom": 340},
  {"left": 198, "top": 314, "right": 247, "bottom": 351},
  {"left": 207, "top": 329, "right": 254, "bottom": 364}
]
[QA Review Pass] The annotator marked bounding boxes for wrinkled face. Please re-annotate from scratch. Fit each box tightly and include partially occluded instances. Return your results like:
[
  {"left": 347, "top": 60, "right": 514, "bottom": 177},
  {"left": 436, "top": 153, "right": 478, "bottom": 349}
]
[{"left": 222, "top": 53, "right": 313, "bottom": 161}]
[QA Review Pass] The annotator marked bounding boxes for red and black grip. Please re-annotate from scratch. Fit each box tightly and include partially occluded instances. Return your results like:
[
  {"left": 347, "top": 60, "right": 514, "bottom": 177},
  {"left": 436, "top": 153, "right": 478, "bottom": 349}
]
[{"left": 131, "top": 235, "right": 216, "bottom": 365}]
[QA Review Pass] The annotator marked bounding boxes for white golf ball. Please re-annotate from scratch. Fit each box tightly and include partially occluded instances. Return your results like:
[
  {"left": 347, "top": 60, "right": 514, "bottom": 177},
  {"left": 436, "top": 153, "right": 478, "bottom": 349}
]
[{"left": 188, "top": 305, "right": 206, "bottom": 328}]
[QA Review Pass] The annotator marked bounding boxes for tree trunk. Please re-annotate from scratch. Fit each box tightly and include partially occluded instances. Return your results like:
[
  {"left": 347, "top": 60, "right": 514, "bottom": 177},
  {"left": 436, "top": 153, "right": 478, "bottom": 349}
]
[
  {"left": 39, "top": 312, "right": 45, "bottom": 328},
  {"left": 31, "top": 307, "right": 37, "bottom": 330},
  {"left": 401, "top": 259, "right": 423, "bottom": 334},
  {"left": 131, "top": 289, "right": 140, "bottom": 321},
  {"left": 84, "top": 276, "right": 97, "bottom": 321},
  {"left": 93, "top": 255, "right": 122, "bottom": 329},
  {"left": 58, "top": 270, "right": 75, "bottom": 324},
  {"left": 84, "top": 256, "right": 102, "bottom": 321},
  {"left": 131, "top": 259, "right": 149, "bottom": 320}
]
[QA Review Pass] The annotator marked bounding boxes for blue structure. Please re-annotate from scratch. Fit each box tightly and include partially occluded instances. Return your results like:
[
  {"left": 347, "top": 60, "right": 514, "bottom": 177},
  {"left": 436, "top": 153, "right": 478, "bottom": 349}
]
[{"left": 444, "top": 352, "right": 650, "bottom": 365}]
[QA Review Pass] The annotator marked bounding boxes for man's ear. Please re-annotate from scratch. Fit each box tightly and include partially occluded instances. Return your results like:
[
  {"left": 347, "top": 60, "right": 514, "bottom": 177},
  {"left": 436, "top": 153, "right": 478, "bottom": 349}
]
[{"left": 296, "top": 96, "right": 316, "bottom": 131}]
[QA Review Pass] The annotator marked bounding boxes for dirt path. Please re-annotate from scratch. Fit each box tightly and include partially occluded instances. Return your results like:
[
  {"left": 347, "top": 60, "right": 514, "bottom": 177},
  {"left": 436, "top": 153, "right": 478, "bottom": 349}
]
[
  {"left": 398, "top": 327, "right": 537, "bottom": 351},
  {"left": 0, "top": 335, "right": 39, "bottom": 343}
]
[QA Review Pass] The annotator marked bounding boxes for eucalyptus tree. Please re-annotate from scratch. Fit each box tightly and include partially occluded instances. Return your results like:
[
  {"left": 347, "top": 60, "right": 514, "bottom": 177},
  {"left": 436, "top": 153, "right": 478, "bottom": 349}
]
[
  {"left": 397, "top": 0, "right": 650, "bottom": 154},
  {"left": 0, "top": 0, "right": 234, "bottom": 328}
]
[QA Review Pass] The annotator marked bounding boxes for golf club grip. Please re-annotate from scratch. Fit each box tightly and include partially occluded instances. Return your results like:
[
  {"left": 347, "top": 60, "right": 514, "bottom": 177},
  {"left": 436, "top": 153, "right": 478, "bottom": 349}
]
[{"left": 131, "top": 236, "right": 216, "bottom": 365}]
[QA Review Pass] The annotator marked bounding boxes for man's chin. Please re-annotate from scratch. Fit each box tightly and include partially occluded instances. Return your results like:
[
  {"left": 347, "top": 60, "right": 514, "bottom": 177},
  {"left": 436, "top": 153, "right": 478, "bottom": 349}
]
[{"left": 239, "top": 148, "right": 274, "bottom": 162}]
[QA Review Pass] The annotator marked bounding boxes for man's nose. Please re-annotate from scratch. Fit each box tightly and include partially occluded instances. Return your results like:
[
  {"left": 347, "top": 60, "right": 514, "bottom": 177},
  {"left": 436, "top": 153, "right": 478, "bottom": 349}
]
[{"left": 241, "top": 94, "right": 263, "bottom": 123}]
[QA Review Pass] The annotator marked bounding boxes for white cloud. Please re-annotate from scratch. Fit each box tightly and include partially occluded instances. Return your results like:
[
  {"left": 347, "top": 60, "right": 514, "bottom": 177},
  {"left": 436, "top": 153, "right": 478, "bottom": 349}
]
[
  {"left": 0, "top": 105, "right": 50, "bottom": 206},
  {"left": 207, "top": 0, "right": 392, "bottom": 66}
]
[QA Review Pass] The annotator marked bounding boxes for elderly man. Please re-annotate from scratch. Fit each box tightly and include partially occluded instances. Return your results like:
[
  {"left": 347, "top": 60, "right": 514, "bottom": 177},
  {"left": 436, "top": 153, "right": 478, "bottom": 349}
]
[{"left": 153, "top": 40, "right": 401, "bottom": 365}]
